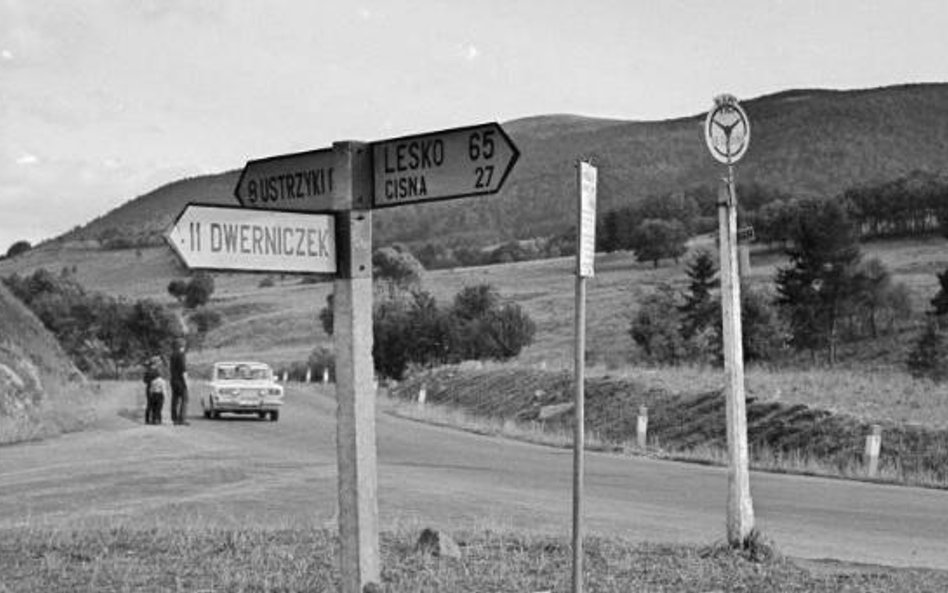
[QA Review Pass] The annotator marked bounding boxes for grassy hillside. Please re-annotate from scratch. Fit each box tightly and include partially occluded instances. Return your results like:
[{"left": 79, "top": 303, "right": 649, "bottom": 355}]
[
  {"left": 25, "top": 82, "right": 948, "bottom": 257},
  {"left": 0, "top": 282, "right": 97, "bottom": 444}
]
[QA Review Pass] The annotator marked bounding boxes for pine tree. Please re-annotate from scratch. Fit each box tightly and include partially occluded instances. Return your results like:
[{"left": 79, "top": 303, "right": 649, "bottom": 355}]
[
  {"left": 679, "top": 250, "right": 719, "bottom": 339},
  {"left": 775, "top": 199, "right": 861, "bottom": 364}
]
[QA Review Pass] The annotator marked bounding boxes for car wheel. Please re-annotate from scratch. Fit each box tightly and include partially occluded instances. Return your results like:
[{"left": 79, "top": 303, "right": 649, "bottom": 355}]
[{"left": 270, "top": 410, "right": 279, "bottom": 422}]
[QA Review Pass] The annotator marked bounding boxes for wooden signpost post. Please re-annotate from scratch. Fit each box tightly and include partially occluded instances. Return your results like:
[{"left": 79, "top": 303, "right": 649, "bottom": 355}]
[
  {"left": 704, "top": 94, "right": 755, "bottom": 546},
  {"left": 167, "top": 123, "right": 518, "bottom": 593}
]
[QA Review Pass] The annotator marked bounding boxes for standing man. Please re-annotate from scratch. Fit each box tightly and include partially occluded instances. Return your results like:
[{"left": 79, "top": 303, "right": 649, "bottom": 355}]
[{"left": 170, "top": 338, "right": 190, "bottom": 426}]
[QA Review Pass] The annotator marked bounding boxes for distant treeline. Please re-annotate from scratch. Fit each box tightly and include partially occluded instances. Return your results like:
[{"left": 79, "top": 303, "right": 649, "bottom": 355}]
[{"left": 74, "top": 170, "right": 948, "bottom": 271}]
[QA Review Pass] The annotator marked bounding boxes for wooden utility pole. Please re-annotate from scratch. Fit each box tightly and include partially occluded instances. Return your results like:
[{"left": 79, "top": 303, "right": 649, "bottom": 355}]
[
  {"left": 719, "top": 172, "right": 755, "bottom": 545},
  {"left": 705, "top": 94, "right": 755, "bottom": 546},
  {"left": 333, "top": 141, "right": 380, "bottom": 593}
]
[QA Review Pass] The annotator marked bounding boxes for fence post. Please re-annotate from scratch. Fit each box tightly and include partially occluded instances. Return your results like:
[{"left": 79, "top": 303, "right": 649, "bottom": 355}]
[
  {"left": 418, "top": 385, "right": 427, "bottom": 405},
  {"left": 865, "top": 424, "right": 882, "bottom": 478},
  {"left": 636, "top": 406, "right": 648, "bottom": 449}
]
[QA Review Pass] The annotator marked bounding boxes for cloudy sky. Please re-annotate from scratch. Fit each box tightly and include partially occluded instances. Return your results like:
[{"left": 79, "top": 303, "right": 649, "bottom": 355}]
[{"left": 2, "top": 0, "right": 947, "bottom": 252}]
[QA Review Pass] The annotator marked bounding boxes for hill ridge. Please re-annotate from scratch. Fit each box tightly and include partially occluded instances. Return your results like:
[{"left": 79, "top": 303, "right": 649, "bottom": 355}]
[{"left": 25, "top": 81, "right": 948, "bottom": 254}]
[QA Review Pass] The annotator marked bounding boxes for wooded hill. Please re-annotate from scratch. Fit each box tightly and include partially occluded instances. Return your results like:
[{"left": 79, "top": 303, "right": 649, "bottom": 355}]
[{"left": 51, "top": 83, "right": 948, "bottom": 251}]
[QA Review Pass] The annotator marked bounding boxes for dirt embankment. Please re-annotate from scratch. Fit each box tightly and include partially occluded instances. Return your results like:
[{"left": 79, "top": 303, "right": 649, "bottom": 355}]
[
  {"left": 0, "top": 282, "right": 97, "bottom": 444},
  {"left": 392, "top": 367, "right": 948, "bottom": 485}
]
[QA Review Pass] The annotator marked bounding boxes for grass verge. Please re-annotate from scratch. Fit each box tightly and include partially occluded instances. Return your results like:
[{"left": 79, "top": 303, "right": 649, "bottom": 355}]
[
  {"left": 388, "top": 365, "right": 948, "bottom": 488},
  {"left": 2, "top": 525, "right": 947, "bottom": 592}
]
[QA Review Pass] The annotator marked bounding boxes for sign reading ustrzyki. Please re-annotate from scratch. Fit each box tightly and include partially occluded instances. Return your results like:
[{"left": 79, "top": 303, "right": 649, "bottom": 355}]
[
  {"left": 371, "top": 123, "right": 518, "bottom": 208},
  {"left": 234, "top": 148, "right": 335, "bottom": 211},
  {"left": 166, "top": 204, "right": 336, "bottom": 274}
]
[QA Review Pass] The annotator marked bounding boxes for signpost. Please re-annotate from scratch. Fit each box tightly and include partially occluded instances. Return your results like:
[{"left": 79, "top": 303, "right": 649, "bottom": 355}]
[
  {"left": 371, "top": 123, "right": 519, "bottom": 208},
  {"left": 572, "top": 161, "right": 596, "bottom": 593},
  {"left": 207, "top": 123, "right": 519, "bottom": 593},
  {"left": 704, "top": 95, "right": 755, "bottom": 546},
  {"left": 234, "top": 148, "right": 337, "bottom": 212},
  {"left": 165, "top": 204, "right": 336, "bottom": 274}
]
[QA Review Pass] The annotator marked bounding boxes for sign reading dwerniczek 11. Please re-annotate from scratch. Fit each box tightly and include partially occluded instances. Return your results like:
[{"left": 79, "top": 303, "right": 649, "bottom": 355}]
[{"left": 166, "top": 204, "right": 336, "bottom": 274}]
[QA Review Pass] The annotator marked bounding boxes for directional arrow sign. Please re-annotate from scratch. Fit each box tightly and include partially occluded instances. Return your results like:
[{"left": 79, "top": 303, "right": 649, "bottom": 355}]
[
  {"left": 234, "top": 148, "right": 335, "bottom": 212},
  {"left": 166, "top": 204, "right": 336, "bottom": 274},
  {"left": 371, "top": 122, "right": 519, "bottom": 208}
]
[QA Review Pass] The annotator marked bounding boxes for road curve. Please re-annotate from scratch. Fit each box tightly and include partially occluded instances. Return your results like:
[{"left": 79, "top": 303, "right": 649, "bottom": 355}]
[{"left": 1, "top": 382, "right": 946, "bottom": 570}]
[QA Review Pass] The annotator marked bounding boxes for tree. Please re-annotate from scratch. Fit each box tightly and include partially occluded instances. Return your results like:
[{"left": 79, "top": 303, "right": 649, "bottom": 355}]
[
  {"left": 931, "top": 267, "right": 948, "bottom": 319},
  {"left": 628, "top": 219, "right": 689, "bottom": 268},
  {"left": 679, "top": 250, "right": 719, "bottom": 339},
  {"left": 629, "top": 284, "right": 686, "bottom": 364},
  {"left": 5, "top": 240, "right": 31, "bottom": 259},
  {"left": 373, "top": 246, "right": 423, "bottom": 297},
  {"left": 907, "top": 322, "right": 947, "bottom": 381},
  {"left": 775, "top": 199, "right": 862, "bottom": 364},
  {"left": 167, "top": 279, "right": 188, "bottom": 303},
  {"left": 184, "top": 272, "right": 215, "bottom": 308}
]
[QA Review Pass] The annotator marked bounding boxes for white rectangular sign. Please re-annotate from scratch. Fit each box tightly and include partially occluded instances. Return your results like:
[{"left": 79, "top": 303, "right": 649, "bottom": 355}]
[
  {"left": 577, "top": 161, "right": 597, "bottom": 277},
  {"left": 166, "top": 204, "right": 336, "bottom": 274}
]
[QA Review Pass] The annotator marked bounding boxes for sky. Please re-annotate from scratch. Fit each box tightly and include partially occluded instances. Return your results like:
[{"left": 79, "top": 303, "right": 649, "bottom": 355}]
[{"left": 2, "top": 0, "right": 948, "bottom": 252}]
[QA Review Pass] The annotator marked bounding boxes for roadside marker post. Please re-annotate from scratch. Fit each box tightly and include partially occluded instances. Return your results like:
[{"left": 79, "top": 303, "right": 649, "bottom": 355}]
[
  {"left": 865, "top": 424, "right": 882, "bottom": 477},
  {"left": 572, "top": 160, "right": 597, "bottom": 593},
  {"left": 706, "top": 95, "right": 755, "bottom": 546},
  {"left": 637, "top": 406, "right": 648, "bottom": 450}
]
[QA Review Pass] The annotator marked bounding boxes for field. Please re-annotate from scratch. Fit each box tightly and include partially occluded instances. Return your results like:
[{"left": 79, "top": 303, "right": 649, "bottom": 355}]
[{"left": 3, "top": 234, "right": 947, "bottom": 393}]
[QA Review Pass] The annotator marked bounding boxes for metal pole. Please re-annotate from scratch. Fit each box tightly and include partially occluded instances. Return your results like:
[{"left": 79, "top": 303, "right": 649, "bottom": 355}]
[
  {"left": 572, "top": 273, "right": 586, "bottom": 593},
  {"left": 719, "top": 165, "right": 755, "bottom": 545},
  {"left": 571, "top": 159, "right": 589, "bottom": 593}
]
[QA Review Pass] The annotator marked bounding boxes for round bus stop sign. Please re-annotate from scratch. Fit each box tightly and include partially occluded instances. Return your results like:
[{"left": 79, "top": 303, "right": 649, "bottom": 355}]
[{"left": 704, "top": 95, "right": 750, "bottom": 164}]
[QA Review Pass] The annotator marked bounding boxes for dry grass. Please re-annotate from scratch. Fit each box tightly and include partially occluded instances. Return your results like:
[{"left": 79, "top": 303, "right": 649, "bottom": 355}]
[
  {"left": 3, "top": 521, "right": 948, "bottom": 592},
  {"left": 390, "top": 364, "right": 948, "bottom": 488}
]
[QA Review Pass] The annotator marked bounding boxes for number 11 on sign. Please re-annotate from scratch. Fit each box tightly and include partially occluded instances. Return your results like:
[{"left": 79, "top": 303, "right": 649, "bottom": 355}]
[{"left": 189, "top": 222, "right": 201, "bottom": 251}]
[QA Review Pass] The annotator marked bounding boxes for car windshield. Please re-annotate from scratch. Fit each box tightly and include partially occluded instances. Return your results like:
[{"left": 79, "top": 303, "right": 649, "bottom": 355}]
[{"left": 217, "top": 365, "right": 271, "bottom": 381}]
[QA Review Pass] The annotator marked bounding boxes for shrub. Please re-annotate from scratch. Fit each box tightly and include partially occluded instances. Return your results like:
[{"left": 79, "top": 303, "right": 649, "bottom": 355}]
[
  {"left": 630, "top": 284, "right": 687, "bottom": 364},
  {"left": 907, "top": 322, "right": 947, "bottom": 381}
]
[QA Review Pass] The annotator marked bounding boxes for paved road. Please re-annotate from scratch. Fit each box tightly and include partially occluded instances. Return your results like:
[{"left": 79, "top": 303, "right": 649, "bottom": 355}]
[{"left": 1, "top": 382, "right": 947, "bottom": 570}]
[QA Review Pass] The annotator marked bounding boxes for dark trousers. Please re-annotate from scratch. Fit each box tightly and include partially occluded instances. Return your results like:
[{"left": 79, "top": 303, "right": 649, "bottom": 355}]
[
  {"left": 171, "top": 381, "right": 188, "bottom": 424},
  {"left": 145, "top": 392, "right": 164, "bottom": 425}
]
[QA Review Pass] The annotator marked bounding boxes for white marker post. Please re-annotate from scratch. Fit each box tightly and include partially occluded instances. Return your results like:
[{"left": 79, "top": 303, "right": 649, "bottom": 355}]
[
  {"left": 572, "top": 160, "right": 596, "bottom": 593},
  {"left": 332, "top": 141, "right": 380, "bottom": 593},
  {"left": 706, "top": 95, "right": 755, "bottom": 546}
]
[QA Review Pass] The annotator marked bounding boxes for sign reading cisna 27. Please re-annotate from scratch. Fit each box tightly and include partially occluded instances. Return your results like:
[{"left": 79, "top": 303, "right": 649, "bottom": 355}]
[{"left": 371, "top": 123, "right": 519, "bottom": 208}]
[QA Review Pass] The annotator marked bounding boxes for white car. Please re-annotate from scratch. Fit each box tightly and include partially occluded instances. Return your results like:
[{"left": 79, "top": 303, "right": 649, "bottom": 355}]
[{"left": 202, "top": 362, "right": 284, "bottom": 421}]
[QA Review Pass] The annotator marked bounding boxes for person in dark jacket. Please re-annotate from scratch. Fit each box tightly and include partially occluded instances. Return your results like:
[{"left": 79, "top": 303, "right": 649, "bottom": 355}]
[
  {"left": 143, "top": 355, "right": 163, "bottom": 425},
  {"left": 169, "top": 339, "right": 190, "bottom": 426}
]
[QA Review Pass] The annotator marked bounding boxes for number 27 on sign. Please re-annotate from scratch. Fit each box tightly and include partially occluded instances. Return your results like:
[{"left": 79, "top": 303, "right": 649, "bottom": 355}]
[{"left": 469, "top": 129, "right": 495, "bottom": 189}]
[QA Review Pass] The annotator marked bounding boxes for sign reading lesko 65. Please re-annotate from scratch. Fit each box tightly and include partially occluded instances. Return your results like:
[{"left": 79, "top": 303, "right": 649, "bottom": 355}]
[{"left": 371, "top": 123, "right": 519, "bottom": 208}]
